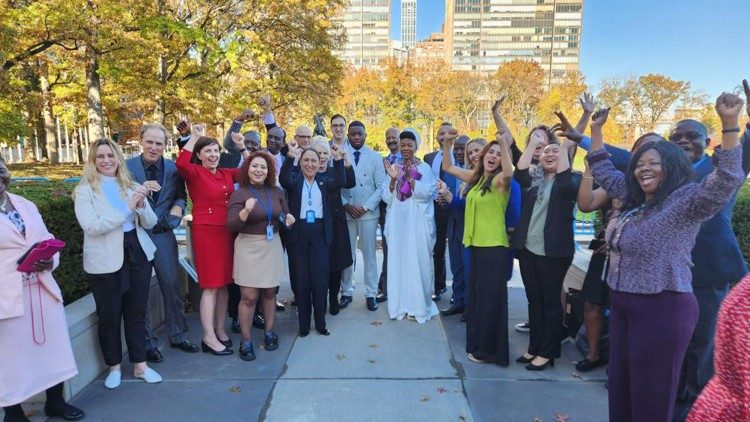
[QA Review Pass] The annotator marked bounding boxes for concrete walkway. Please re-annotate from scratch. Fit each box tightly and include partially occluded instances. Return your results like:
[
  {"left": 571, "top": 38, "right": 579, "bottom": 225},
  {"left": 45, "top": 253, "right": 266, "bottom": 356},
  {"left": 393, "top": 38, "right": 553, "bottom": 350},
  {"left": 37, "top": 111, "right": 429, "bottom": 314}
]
[{"left": 59, "top": 251, "right": 607, "bottom": 421}]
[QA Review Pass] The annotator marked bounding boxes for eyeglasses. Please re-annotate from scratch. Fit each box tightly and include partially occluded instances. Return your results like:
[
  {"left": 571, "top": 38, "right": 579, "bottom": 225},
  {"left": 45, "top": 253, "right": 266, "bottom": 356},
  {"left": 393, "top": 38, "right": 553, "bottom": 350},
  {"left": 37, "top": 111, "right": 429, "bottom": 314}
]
[{"left": 668, "top": 131, "right": 702, "bottom": 143}]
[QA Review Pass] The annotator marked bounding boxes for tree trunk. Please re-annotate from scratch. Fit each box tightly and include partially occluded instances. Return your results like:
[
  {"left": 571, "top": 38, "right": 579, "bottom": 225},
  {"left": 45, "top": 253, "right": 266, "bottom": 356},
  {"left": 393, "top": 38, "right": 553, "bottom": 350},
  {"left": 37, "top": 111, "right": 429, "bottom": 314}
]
[
  {"left": 86, "top": 52, "right": 106, "bottom": 140},
  {"left": 153, "top": 55, "right": 168, "bottom": 124},
  {"left": 40, "top": 72, "right": 59, "bottom": 163}
]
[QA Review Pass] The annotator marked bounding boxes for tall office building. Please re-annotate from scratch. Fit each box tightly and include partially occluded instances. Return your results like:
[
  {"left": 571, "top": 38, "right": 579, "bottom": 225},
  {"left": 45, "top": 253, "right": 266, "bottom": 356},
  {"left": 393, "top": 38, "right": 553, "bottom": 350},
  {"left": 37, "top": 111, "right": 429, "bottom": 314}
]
[
  {"left": 401, "top": 0, "right": 417, "bottom": 48},
  {"left": 336, "top": 0, "right": 392, "bottom": 68},
  {"left": 444, "top": 0, "right": 583, "bottom": 85}
]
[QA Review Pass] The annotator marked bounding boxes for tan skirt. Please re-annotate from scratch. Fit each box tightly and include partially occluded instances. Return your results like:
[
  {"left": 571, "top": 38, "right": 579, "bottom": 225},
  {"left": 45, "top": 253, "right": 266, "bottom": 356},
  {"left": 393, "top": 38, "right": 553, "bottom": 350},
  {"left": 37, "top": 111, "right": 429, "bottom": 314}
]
[{"left": 233, "top": 233, "right": 284, "bottom": 288}]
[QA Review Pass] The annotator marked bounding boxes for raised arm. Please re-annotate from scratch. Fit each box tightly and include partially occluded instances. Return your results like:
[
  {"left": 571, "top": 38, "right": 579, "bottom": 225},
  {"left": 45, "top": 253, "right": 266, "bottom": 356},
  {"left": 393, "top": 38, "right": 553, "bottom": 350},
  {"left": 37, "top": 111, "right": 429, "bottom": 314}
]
[
  {"left": 516, "top": 130, "right": 546, "bottom": 171},
  {"left": 587, "top": 108, "right": 627, "bottom": 199},
  {"left": 492, "top": 132, "right": 513, "bottom": 192},
  {"left": 491, "top": 94, "right": 513, "bottom": 142},
  {"left": 558, "top": 139, "right": 575, "bottom": 174},
  {"left": 574, "top": 93, "right": 595, "bottom": 134},
  {"left": 441, "top": 129, "right": 474, "bottom": 182},
  {"left": 577, "top": 160, "right": 609, "bottom": 212}
]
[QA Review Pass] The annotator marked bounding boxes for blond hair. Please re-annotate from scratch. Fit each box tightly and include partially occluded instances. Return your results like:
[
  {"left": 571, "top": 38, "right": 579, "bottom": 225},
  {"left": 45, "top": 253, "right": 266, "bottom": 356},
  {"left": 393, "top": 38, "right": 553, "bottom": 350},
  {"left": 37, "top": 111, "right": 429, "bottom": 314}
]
[
  {"left": 139, "top": 123, "right": 170, "bottom": 142},
  {"left": 76, "top": 138, "right": 136, "bottom": 198}
]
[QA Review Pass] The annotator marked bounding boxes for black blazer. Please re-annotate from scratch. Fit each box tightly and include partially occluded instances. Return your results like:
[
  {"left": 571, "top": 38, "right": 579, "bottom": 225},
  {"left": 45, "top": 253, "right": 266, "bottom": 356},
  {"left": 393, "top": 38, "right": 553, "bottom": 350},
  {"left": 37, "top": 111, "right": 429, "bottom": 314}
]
[
  {"left": 511, "top": 168, "right": 581, "bottom": 258},
  {"left": 218, "top": 152, "right": 241, "bottom": 169},
  {"left": 279, "top": 156, "right": 346, "bottom": 246}
]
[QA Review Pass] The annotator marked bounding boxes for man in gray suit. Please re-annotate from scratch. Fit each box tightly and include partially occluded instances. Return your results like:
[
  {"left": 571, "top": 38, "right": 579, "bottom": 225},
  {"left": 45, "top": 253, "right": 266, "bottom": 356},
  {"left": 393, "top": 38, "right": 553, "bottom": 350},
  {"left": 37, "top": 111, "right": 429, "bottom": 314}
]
[
  {"left": 340, "top": 121, "right": 387, "bottom": 311},
  {"left": 127, "top": 123, "right": 199, "bottom": 362}
]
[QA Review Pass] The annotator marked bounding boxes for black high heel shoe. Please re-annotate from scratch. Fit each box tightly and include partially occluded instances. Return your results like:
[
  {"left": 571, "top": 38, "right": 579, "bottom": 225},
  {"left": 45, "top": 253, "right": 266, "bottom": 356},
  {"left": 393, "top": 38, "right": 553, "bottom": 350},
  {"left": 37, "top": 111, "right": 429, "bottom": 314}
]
[
  {"left": 44, "top": 402, "right": 85, "bottom": 421},
  {"left": 525, "top": 358, "right": 554, "bottom": 371},
  {"left": 219, "top": 337, "right": 233, "bottom": 348},
  {"left": 201, "top": 341, "right": 233, "bottom": 356},
  {"left": 515, "top": 354, "right": 535, "bottom": 364}
]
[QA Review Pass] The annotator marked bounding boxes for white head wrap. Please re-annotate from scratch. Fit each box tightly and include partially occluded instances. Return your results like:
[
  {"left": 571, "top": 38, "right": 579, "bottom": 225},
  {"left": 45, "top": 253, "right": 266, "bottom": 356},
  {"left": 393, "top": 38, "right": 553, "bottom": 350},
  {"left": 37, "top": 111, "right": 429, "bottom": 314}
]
[{"left": 400, "top": 127, "right": 421, "bottom": 150}]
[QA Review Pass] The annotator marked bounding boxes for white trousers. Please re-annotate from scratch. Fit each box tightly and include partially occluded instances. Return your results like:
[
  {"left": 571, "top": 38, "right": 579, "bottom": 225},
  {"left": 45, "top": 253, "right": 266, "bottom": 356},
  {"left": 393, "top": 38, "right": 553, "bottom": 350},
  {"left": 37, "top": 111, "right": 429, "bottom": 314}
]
[{"left": 341, "top": 218, "right": 379, "bottom": 298}]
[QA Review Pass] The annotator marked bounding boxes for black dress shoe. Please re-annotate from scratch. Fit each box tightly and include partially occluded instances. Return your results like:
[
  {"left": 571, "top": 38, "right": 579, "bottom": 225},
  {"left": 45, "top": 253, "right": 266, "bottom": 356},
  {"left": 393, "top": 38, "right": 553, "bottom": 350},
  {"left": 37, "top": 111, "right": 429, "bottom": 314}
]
[
  {"left": 239, "top": 341, "right": 256, "bottom": 361},
  {"left": 231, "top": 318, "right": 241, "bottom": 334},
  {"left": 219, "top": 337, "right": 233, "bottom": 348},
  {"left": 317, "top": 328, "right": 331, "bottom": 336},
  {"left": 170, "top": 340, "right": 199, "bottom": 353},
  {"left": 526, "top": 358, "right": 554, "bottom": 371},
  {"left": 44, "top": 402, "right": 85, "bottom": 421},
  {"left": 201, "top": 341, "right": 233, "bottom": 355},
  {"left": 339, "top": 295, "right": 353, "bottom": 309},
  {"left": 299, "top": 330, "right": 310, "bottom": 337},
  {"left": 329, "top": 297, "right": 340, "bottom": 315},
  {"left": 440, "top": 305, "right": 464, "bottom": 316},
  {"left": 575, "top": 358, "right": 607, "bottom": 372},
  {"left": 366, "top": 297, "right": 378, "bottom": 311},
  {"left": 375, "top": 293, "right": 387, "bottom": 303},
  {"left": 253, "top": 314, "right": 265, "bottom": 329},
  {"left": 515, "top": 354, "right": 535, "bottom": 364},
  {"left": 275, "top": 300, "right": 286, "bottom": 311},
  {"left": 145, "top": 348, "right": 163, "bottom": 363}
]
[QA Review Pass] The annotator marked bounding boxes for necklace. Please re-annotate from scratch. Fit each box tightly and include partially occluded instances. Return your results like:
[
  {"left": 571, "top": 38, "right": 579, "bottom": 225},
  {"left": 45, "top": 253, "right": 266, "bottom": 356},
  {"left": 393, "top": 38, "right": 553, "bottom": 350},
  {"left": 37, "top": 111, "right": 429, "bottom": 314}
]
[{"left": 0, "top": 193, "right": 7, "bottom": 213}]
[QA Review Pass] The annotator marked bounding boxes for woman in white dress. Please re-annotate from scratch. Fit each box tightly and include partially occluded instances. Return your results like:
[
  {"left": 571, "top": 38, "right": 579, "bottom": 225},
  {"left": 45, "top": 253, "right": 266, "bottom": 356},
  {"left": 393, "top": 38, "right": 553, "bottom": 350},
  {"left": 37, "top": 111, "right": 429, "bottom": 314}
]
[{"left": 382, "top": 129, "right": 439, "bottom": 323}]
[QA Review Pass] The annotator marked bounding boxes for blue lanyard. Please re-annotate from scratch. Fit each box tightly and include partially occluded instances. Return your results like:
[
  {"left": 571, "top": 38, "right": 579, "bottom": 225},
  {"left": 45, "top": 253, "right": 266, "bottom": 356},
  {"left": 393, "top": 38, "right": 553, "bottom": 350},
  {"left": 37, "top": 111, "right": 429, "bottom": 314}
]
[
  {"left": 247, "top": 185, "right": 273, "bottom": 224},
  {"left": 304, "top": 179, "right": 315, "bottom": 206}
]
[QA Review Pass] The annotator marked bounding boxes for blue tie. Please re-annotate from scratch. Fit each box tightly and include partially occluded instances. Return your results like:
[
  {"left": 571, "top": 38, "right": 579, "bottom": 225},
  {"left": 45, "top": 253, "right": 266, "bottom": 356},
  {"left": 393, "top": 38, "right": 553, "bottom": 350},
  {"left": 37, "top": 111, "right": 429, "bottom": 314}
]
[{"left": 354, "top": 151, "right": 361, "bottom": 165}]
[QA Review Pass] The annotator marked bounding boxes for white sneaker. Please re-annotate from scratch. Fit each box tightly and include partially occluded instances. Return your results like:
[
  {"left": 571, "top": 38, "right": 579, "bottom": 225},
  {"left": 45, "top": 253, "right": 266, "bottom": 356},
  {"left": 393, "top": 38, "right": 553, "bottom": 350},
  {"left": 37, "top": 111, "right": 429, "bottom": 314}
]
[
  {"left": 104, "top": 370, "right": 121, "bottom": 389},
  {"left": 135, "top": 367, "right": 162, "bottom": 384}
]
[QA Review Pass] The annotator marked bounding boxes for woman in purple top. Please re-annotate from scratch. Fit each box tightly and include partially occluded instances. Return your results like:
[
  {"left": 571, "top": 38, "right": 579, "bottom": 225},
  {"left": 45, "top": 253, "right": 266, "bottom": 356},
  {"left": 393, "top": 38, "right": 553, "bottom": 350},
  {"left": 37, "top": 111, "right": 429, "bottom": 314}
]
[{"left": 585, "top": 93, "right": 746, "bottom": 422}]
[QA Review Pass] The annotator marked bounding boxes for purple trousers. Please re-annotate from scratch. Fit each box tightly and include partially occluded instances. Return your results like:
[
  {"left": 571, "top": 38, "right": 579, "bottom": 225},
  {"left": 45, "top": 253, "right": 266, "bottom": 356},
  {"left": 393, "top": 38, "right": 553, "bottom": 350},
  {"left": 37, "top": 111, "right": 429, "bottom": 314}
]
[{"left": 608, "top": 289, "right": 698, "bottom": 422}]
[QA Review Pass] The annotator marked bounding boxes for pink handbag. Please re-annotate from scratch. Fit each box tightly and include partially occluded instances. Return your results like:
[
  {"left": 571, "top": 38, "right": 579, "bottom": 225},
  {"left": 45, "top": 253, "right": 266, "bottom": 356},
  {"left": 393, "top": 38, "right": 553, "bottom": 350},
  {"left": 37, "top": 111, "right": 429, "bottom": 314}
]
[{"left": 16, "top": 239, "right": 65, "bottom": 272}]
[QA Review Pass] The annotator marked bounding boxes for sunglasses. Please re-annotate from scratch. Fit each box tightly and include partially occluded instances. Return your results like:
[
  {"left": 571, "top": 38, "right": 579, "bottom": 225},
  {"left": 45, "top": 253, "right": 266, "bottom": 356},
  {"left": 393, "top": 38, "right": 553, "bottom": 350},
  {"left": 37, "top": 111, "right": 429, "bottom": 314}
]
[{"left": 668, "top": 131, "right": 703, "bottom": 143}]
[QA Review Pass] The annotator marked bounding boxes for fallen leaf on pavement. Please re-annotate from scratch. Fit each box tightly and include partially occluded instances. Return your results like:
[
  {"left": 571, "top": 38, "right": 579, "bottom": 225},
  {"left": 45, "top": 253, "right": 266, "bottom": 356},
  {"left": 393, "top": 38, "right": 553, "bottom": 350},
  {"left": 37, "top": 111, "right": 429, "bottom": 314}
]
[
  {"left": 229, "top": 386, "right": 242, "bottom": 393},
  {"left": 533, "top": 418, "right": 543, "bottom": 422},
  {"left": 436, "top": 387, "right": 447, "bottom": 393},
  {"left": 553, "top": 413, "right": 570, "bottom": 422},
  {"left": 371, "top": 320, "right": 383, "bottom": 326},
  {"left": 336, "top": 354, "right": 346, "bottom": 360},
  {"left": 369, "top": 344, "right": 378, "bottom": 348},
  {"left": 420, "top": 394, "right": 430, "bottom": 402}
]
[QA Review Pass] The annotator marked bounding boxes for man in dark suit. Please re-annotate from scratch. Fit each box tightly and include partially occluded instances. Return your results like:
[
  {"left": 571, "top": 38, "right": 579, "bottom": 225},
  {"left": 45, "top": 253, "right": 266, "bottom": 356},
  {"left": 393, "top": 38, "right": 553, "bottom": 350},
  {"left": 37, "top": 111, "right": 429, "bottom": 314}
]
[
  {"left": 127, "top": 123, "right": 199, "bottom": 362},
  {"left": 423, "top": 122, "right": 453, "bottom": 301}
]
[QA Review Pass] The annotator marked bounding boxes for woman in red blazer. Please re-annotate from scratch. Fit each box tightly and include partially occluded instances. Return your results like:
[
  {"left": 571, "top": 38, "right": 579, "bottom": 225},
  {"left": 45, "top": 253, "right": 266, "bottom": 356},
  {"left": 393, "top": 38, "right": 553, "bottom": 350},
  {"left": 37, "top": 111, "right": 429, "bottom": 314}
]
[{"left": 177, "top": 125, "right": 250, "bottom": 356}]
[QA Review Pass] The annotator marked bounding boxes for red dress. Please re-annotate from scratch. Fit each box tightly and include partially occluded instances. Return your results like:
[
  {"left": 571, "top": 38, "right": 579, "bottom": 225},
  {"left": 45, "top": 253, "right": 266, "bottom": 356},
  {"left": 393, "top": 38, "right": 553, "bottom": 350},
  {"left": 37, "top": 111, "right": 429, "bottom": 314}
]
[
  {"left": 176, "top": 150, "right": 239, "bottom": 289},
  {"left": 687, "top": 272, "right": 750, "bottom": 421}
]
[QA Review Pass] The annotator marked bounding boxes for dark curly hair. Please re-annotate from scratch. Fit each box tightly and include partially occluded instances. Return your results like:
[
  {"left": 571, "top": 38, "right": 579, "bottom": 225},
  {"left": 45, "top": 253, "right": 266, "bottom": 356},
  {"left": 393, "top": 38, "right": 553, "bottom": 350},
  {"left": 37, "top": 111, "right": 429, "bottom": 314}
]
[
  {"left": 237, "top": 151, "right": 277, "bottom": 187},
  {"left": 621, "top": 140, "right": 693, "bottom": 212}
]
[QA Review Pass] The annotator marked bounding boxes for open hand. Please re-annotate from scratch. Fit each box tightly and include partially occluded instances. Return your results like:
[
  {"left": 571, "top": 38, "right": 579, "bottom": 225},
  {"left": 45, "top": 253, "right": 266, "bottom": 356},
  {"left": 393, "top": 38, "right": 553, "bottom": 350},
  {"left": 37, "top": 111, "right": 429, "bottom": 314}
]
[
  {"left": 553, "top": 111, "right": 583, "bottom": 142},
  {"left": 590, "top": 108, "right": 610, "bottom": 130},
  {"left": 715, "top": 92, "right": 744, "bottom": 125},
  {"left": 579, "top": 93, "right": 595, "bottom": 114},
  {"left": 383, "top": 159, "right": 399, "bottom": 180}
]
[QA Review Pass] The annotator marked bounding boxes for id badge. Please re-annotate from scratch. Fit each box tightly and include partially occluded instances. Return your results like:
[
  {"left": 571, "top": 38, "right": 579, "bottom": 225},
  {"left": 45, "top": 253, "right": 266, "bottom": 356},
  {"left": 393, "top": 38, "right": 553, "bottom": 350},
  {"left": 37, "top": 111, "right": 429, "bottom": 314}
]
[
  {"left": 266, "top": 225, "right": 274, "bottom": 241},
  {"left": 306, "top": 210, "right": 316, "bottom": 223}
]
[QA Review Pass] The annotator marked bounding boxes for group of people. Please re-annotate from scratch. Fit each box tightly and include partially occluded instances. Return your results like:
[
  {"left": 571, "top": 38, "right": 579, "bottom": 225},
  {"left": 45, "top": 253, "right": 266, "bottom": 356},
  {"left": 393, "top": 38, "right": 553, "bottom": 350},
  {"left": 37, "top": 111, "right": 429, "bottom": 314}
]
[{"left": 3, "top": 81, "right": 750, "bottom": 422}]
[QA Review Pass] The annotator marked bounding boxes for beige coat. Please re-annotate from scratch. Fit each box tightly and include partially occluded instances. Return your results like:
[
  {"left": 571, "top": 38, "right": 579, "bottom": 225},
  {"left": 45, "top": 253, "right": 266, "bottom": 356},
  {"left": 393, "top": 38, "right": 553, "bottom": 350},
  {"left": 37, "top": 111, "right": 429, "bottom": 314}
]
[{"left": 74, "top": 182, "right": 157, "bottom": 274}]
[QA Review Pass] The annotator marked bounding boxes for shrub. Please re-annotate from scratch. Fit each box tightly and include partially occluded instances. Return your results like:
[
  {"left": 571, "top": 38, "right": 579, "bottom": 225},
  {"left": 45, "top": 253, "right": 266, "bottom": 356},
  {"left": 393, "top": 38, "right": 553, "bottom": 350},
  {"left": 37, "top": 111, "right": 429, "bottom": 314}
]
[
  {"left": 732, "top": 182, "right": 750, "bottom": 267},
  {"left": 9, "top": 181, "right": 88, "bottom": 304}
]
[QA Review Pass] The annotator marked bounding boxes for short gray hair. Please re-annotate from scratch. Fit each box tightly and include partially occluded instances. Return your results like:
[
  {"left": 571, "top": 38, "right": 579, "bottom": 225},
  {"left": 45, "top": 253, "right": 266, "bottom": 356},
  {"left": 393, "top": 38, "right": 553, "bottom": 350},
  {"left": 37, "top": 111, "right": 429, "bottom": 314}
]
[{"left": 140, "top": 123, "right": 170, "bottom": 142}]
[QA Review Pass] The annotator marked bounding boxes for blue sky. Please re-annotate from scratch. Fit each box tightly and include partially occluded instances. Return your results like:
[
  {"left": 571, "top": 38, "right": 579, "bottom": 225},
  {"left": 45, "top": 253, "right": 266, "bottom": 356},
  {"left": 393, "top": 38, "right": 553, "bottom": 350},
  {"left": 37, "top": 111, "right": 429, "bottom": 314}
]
[{"left": 390, "top": 0, "right": 750, "bottom": 95}]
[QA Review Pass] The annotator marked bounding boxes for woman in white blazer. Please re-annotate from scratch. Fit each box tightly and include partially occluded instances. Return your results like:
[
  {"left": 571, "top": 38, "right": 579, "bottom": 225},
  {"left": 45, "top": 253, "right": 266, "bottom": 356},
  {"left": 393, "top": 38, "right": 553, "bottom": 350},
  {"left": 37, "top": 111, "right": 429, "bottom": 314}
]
[{"left": 73, "top": 139, "right": 161, "bottom": 389}]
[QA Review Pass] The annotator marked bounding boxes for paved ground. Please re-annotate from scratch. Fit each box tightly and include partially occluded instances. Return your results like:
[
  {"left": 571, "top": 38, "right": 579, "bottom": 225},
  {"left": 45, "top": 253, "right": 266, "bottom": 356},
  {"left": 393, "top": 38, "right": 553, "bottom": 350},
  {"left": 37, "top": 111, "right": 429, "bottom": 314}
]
[{"left": 22, "top": 250, "right": 608, "bottom": 422}]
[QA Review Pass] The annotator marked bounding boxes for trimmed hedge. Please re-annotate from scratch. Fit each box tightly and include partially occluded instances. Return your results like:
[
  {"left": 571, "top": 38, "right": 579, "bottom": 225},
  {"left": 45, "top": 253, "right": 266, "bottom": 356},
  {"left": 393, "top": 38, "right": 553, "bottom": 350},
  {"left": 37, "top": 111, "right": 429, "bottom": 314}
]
[
  {"left": 9, "top": 181, "right": 87, "bottom": 304},
  {"left": 732, "top": 182, "right": 750, "bottom": 267}
]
